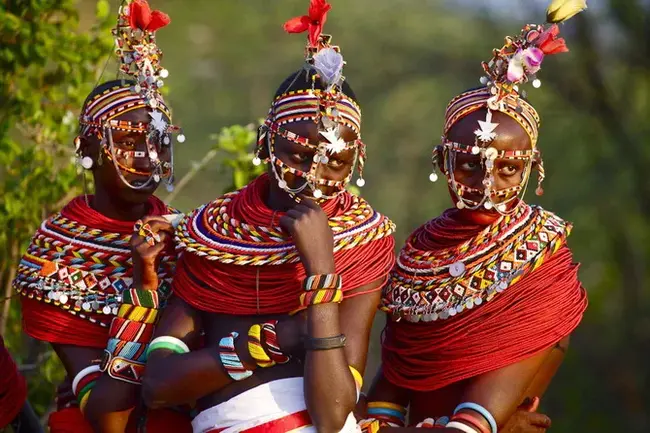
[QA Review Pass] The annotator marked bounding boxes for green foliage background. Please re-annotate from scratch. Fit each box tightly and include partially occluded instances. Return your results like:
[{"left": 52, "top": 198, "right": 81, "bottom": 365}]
[{"left": 1, "top": 1, "right": 649, "bottom": 432}]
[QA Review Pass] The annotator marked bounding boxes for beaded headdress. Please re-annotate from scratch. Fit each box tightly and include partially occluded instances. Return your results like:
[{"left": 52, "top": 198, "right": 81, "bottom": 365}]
[
  {"left": 78, "top": 0, "right": 185, "bottom": 192},
  {"left": 254, "top": 0, "right": 366, "bottom": 200},
  {"left": 430, "top": 1, "right": 587, "bottom": 214}
]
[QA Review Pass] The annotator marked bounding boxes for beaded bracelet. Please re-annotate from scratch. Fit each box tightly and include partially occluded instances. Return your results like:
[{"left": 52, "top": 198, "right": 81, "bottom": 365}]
[
  {"left": 117, "top": 304, "right": 159, "bottom": 324},
  {"left": 299, "top": 288, "right": 343, "bottom": 308},
  {"left": 219, "top": 331, "right": 253, "bottom": 381},
  {"left": 109, "top": 316, "right": 155, "bottom": 343},
  {"left": 260, "top": 320, "right": 291, "bottom": 364},
  {"left": 303, "top": 274, "right": 342, "bottom": 291},
  {"left": 100, "top": 350, "right": 147, "bottom": 385},
  {"left": 105, "top": 338, "right": 149, "bottom": 363},
  {"left": 72, "top": 365, "right": 102, "bottom": 413},
  {"left": 248, "top": 324, "right": 276, "bottom": 368},
  {"left": 454, "top": 402, "right": 497, "bottom": 433},
  {"left": 146, "top": 336, "right": 190, "bottom": 357},
  {"left": 121, "top": 288, "right": 160, "bottom": 308}
]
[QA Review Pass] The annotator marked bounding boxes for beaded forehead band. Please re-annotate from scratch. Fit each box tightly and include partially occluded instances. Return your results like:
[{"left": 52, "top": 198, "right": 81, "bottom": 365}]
[
  {"left": 430, "top": 1, "right": 587, "bottom": 213},
  {"left": 254, "top": 0, "right": 366, "bottom": 200},
  {"left": 77, "top": 0, "right": 185, "bottom": 192}
]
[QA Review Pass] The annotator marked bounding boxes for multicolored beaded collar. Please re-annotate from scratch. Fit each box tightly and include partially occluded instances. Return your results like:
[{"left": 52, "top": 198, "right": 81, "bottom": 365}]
[
  {"left": 381, "top": 204, "right": 571, "bottom": 322},
  {"left": 13, "top": 204, "right": 177, "bottom": 327},
  {"left": 175, "top": 177, "right": 395, "bottom": 267}
]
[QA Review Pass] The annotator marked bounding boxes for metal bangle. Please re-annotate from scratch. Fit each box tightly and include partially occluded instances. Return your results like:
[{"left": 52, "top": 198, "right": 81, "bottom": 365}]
[{"left": 303, "top": 334, "right": 347, "bottom": 351}]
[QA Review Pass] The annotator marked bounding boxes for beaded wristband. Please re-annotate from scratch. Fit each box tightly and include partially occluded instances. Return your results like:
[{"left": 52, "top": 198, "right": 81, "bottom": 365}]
[
  {"left": 219, "top": 331, "right": 253, "bottom": 381},
  {"left": 146, "top": 336, "right": 190, "bottom": 357},
  {"left": 454, "top": 403, "right": 497, "bottom": 433},
  {"left": 117, "top": 304, "right": 158, "bottom": 324},
  {"left": 122, "top": 288, "right": 160, "bottom": 308},
  {"left": 109, "top": 316, "right": 155, "bottom": 343},
  {"left": 72, "top": 365, "right": 102, "bottom": 412},
  {"left": 299, "top": 288, "right": 343, "bottom": 307},
  {"left": 446, "top": 421, "right": 480, "bottom": 433},
  {"left": 451, "top": 413, "right": 490, "bottom": 433},
  {"left": 248, "top": 324, "right": 275, "bottom": 368},
  {"left": 106, "top": 338, "right": 148, "bottom": 363},
  {"left": 303, "top": 274, "right": 342, "bottom": 291},
  {"left": 260, "top": 320, "right": 290, "bottom": 364}
]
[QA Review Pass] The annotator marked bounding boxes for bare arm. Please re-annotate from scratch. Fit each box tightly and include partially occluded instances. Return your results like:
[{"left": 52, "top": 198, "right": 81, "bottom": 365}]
[
  {"left": 382, "top": 338, "right": 570, "bottom": 433},
  {"left": 141, "top": 295, "right": 240, "bottom": 408},
  {"left": 305, "top": 279, "right": 383, "bottom": 433}
]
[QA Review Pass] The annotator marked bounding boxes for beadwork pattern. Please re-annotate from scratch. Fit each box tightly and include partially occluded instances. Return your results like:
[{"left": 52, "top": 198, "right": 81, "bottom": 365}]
[
  {"left": 14, "top": 211, "right": 177, "bottom": 328},
  {"left": 175, "top": 184, "right": 395, "bottom": 266},
  {"left": 382, "top": 205, "right": 571, "bottom": 322}
]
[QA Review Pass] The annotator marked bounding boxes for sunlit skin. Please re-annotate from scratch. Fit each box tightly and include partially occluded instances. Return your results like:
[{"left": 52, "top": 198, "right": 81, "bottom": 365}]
[
  {"left": 442, "top": 109, "right": 534, "bottom": 226},
  {"left": 53, "top": 107, "right": 172, "bottom": 432},
  {"left": 141, "top": 118, "right": 384, "bottom": 431},
  {"left": 367, "top": 110, "right": 567, "bottom": 433}
]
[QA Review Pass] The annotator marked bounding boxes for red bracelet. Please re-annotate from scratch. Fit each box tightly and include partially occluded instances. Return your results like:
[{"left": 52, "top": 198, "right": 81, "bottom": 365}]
[{"left": 108, "top": 316, "right": 155, "bottom": 343}]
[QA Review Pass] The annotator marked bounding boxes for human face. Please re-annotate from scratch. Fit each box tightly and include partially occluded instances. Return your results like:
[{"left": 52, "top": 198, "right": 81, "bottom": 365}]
[
  {"left": 83, "top": 107, "right": 172, "bottom": 205},
  {"left": 444, "top": 109, "right": 533, "bottom": 214},
  {"left": 267, "top": 120, "right": 358, "bottom": 199}
]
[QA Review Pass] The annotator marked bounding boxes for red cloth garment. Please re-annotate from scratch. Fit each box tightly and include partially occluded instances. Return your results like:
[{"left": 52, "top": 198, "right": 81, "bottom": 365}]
[
  {"left": 0, "top": 337, "right": 27, "bottom": 428},
  {"left": 381, "top": 205, "right": 588, "bottom": 391},
  {"left": 16, "top": 195, "right": 175, "bottom": 348},
  {"left": 48, "top": 406, "right": 191, "bottom": 433},
  {"left": 173, "top": 174, "right": 396, "bottom": 315}
]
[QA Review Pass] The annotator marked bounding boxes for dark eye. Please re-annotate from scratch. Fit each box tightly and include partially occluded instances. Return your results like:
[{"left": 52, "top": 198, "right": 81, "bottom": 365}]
[
  {"left": 460, "top": 161, "right": 480, "bottom": 172},
  {"left": 290, "top": 153, "right": 309, "bottom": 164},
  {"left": 499, "top": 165, "right": 518, "bottom": 176}
]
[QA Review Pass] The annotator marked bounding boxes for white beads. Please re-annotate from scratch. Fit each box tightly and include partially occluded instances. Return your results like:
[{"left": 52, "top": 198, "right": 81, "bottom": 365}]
[
  {"left": 159, "top": 69, "right": 169, "bottom": 78},
  {"left": 471, "top": 146, "right": 480, "bottom": 155},
  {"left": 278, "top": 180, "right": 287, "bottom": 189},
  {"left": 156, "top": 80, "right": 164, "bottom": 88},
  {"left": 356, "top": 178, "right": 365, "bottom": 187},
  {"left": 497, "top": 203, "right": 508, "bottom": 213},
  {"left": 456, "top": 200, "right": 465, "bottom": 209},
  {"left": 252, "top": 157, "right": 261, "bottom": 166},
  {"left": 532, "top": 79, "right": 542, "bottom": 88},
  {"left": 166, "top": 183, "right": 175, "bottom": 192},
  {"left": 177, "top": 134, "right": 186, "bottom": 143},
  {"left": 163, "top": 136, "right": 170, "bottom": 145},
  {"left": 80, "top": 156, "right": 93, "bottom": 170},
  {"left": 149, "top": 151, "right": 158, "bottom": 160},
  {"left": 484, "top": 200, "right": 494, "bottom": 210},
  {"left": 153, "top": 174, "right": 161, "bottom": 182},
  {"left": 429, "top": 172, "right": 438, "bottom": 182},
  {"left": 480, "top": 76, "right": 489, "bottom": 85},
  {"left": 313, "top": 189, "right": 323, "bottom": 199}
]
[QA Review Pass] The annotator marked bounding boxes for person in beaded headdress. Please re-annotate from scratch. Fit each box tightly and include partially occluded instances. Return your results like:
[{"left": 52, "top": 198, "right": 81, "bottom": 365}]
[
  {"left": 12, "top": 1, "right": 191, "bottom": 432},
  {"left": 138, "top": 1, "right": 395, "bottom": 432},
  {"left": 358, "top": 3, "right": 588, "bottom": 433}
]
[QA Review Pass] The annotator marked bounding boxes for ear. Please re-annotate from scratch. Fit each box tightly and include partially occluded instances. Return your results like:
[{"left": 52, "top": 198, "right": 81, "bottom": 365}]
[{"left": 75, "top": 135, "right": 102, "bottom": 166}]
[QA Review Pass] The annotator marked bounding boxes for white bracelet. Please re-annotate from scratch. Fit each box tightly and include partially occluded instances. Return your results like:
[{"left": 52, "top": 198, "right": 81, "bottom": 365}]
[{"left": 446, "top": 421, "right": 480, "bottom": 433}]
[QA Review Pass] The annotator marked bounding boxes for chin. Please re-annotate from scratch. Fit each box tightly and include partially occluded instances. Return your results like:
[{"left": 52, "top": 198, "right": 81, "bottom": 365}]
[{"left": 117, "top": 183, "right": 159, "bottom": 205}]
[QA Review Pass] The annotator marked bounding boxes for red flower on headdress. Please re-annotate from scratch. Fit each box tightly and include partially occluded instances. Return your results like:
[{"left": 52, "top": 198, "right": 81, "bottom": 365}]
[
  {"left": 536, "top": 24, "right": 568, "bottom": 55},
  {"left": 129, "top": 0, "right": 170, "bottom": 32},
  {"left": 283, "top": 0, "right": 332, "bottom": 47}
]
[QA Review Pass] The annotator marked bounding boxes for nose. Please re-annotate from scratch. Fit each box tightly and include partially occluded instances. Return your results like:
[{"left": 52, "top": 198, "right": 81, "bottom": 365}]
[{"left": 133, "top": 142, "right": 154, "bottom": 172}]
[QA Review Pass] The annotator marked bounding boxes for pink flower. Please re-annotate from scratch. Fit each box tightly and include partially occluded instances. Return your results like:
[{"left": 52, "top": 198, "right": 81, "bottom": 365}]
[{"left": 507, "top": 47, "right": 545, "bottom": 82}]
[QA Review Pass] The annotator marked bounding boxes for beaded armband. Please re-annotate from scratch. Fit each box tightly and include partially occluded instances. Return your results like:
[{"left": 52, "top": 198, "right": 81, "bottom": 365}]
[
  {"left": 366, "top": 401, "right": 406, "bottom": 427},
  {"left": 415, "top": 417, "right": 451, "bottom": 428},
  {"left": 146, "top": 336, "right": 190, "bottom": 357},
  {"left": 219, "top": 331, "right": 253, "bottom": 381},
  {"left": 247, "top": 320, "right": 291, "bottom": 368},
  {"left": 101, "top": 287, "right": 164, "bottom": 384}
]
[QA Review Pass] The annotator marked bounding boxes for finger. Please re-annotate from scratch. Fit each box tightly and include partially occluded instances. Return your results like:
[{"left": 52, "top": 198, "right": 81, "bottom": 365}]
[
  {"left": 527, "top": 412, "right": 552, "bottom": 428},
  {"left": 279, "top": 215, "right": 296, "bottom": 234},
  {"left": 528, "top": 396, "right": 540, "bottom": 412},
  {"left": 297, "top": 193, "right": 319, "bottom": 209},
  {"left": 285, "top": 209, "right": 303, "bottom": 220},
  {"left": 140, "top": 215, "right": 172, "bottom": 225},
  {"left": 145, "top": 220, "right": 175, "bottom": 236}
]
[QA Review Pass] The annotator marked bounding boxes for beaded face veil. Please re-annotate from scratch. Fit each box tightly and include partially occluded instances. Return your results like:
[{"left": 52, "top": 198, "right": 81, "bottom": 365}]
[
  {"left": 430, "top": 2, "right": 586, "bottom": 214},
  {"left": 78, "top": 0, "right": 185, "bottom": 192},
  {"left": 254, "top": 0, "right": 366, "bottom": 200}
]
